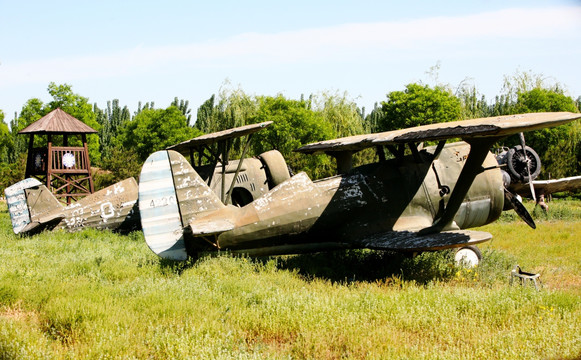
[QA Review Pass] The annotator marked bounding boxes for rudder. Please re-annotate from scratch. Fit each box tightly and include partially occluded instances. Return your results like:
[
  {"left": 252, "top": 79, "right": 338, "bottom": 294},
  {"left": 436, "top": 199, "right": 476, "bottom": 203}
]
[
  {"left": 4, "top": 178, "right": 64, "bottom": 234},
  {"left": 138, "top": 150, "right": 224, "bottom": 260}
]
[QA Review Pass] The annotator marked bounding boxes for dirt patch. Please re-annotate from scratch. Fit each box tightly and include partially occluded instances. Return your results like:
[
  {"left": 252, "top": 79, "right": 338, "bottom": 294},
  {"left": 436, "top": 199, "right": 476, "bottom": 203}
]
[{"left": 0, "top": 305, "right": 39, "bottom": 325}]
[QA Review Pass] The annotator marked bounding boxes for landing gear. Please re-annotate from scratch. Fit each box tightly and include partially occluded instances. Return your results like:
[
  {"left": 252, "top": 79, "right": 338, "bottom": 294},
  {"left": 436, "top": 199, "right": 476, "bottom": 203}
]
[{"left": 454, "top": 245, "right": 482, "bottom": 267}]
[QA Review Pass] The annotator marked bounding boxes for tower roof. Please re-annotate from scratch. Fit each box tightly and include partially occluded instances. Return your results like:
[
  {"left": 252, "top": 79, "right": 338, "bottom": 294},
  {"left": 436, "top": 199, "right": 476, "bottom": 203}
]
[{"left": 18, "top": 108, "right": 97, "bottom": 135}]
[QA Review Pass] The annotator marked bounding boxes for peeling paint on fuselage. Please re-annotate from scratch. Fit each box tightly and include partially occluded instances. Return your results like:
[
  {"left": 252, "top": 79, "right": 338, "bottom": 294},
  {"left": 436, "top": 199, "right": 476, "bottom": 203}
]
[
  {"left": 57, "top": 178, "right": 141, "bottom": 232},
  {"left": 197, "top": 142, "right": 504, "bottom": 253}
]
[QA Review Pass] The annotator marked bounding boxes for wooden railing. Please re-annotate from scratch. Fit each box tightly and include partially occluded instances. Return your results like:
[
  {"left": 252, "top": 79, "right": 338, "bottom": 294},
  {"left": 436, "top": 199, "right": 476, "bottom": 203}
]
[{"left": 49, "top": 146, "right": 90, "bottom": 173}]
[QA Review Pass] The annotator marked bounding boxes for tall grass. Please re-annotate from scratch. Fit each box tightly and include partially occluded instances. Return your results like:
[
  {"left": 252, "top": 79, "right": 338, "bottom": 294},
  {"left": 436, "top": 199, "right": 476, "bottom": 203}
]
[{"left": 0, "top": 200, "right": 580, "bottom": 359}]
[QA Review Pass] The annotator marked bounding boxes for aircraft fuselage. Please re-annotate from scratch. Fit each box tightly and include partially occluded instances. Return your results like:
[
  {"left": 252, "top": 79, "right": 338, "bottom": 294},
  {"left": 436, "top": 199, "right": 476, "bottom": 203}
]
[{"left": 187, "top": 142, "right": 504, "bottom": 255}]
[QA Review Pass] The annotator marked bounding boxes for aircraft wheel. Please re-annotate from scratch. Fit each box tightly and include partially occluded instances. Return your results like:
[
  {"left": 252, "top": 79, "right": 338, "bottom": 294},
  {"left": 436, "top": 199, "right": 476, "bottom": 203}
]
[
  {"left": 454, "top": 245, "right": 482, "bottom": 268},
  {"left": 259, "top": 150, "right": 291, "bottom": 187}
]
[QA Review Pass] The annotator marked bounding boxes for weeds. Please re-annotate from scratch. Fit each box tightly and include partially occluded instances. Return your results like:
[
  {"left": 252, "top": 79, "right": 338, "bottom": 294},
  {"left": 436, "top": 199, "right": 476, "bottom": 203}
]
[{"left": 0, "top": 201, "right": 580, "bottom": 359}]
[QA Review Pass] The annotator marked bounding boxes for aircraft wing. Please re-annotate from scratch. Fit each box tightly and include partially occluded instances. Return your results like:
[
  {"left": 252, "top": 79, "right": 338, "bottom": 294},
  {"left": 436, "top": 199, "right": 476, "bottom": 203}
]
[
  {"left": 354, "top": 229, "right": 492, "bottom": 252},
  {"left": 296, "top": 112, "right": 581, "bottom": 154},
  {"left": 509, "top": 175, "right": 581, "bottom": 197},
  {"left": 167, "top": 121, "right": 272, "bottom": 155}
]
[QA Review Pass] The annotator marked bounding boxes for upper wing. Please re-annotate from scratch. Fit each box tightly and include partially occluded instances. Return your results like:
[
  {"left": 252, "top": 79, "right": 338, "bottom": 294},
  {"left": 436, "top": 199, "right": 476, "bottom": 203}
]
[
  {"left": 167, "top": 121, "right": 272, "bottom": 155},
  {"left": 509, "top": 175, "right": 581, "bottom": 197},
  {"left": 296, "top": 112, "right": 581, "bottom": 154}
]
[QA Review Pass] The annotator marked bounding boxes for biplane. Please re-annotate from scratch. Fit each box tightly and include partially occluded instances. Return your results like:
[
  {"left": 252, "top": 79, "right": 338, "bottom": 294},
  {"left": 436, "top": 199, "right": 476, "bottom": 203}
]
[{"left": 138, "top": 112, "right": 581, "bottom": 266}]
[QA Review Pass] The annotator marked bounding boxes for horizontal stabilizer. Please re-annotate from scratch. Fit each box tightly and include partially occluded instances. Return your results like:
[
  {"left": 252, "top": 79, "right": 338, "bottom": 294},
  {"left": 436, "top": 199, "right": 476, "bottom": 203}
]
[
  {"left": 354, "top": 229, "right": 492, "bottom": 252},
  {"left": 188, "top": 218, "right": 235, "bottom": 237},
  {"left": 20, "top": 213, "right": 65, "bottom": 234}
]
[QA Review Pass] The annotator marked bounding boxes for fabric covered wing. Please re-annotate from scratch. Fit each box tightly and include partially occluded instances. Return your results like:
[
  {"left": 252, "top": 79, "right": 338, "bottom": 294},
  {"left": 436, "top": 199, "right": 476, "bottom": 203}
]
[
  {"left": 509, "top": 175, "right": 581, "bottom": 197},
  {"left": 296, "top": 112, "right": 581, "bottom": 154},
  {"left": 354, "top": 229, "right": 492, "bottom": 252}
]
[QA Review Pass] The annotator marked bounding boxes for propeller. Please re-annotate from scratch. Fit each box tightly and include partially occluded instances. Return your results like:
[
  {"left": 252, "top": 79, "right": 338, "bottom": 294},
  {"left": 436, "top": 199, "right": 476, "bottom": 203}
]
[
  {"left": 518, "top": 132, "right": 537, "bottom": 203},
  {"left": 504, "top": 189, "right": 536, "bottom": 229}
]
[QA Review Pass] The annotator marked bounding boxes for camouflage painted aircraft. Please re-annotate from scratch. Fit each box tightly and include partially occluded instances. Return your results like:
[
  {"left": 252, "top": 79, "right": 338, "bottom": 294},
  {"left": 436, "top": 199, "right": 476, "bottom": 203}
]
[
  {"left": 5, "top": 177, "right": 140, "bottom": 235},
  {"left": 138, "top": 112, "right": 581, "bottom": 266}
]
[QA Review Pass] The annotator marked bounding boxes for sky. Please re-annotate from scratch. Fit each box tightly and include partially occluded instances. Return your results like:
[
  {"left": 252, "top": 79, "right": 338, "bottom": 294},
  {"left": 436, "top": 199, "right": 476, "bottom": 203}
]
[{"left": 1, "top": 0, "right": 580, "bottom": 123}]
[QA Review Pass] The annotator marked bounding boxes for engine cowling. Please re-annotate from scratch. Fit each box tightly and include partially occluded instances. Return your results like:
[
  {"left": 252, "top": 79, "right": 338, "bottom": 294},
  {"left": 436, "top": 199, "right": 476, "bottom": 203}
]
[{"left": 496, "top": 145, "right": 541, "bottom": 185}]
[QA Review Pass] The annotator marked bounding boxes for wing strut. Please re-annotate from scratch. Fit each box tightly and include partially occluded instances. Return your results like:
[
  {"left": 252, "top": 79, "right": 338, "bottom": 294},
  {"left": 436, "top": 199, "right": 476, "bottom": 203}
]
[
  {"left": 420, "top": 137, "right": 500, "bottom": 235},
  {"left": 225, "top": 134, "right": 254, "bottom": 204}
]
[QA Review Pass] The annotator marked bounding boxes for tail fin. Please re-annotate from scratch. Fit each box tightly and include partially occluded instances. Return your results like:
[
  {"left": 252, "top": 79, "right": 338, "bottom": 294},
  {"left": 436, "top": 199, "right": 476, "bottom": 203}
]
[
  {"left": 4, "top": 178, "right": 63, "bottom": 234},
  {"left": 138, "top": 150, "right": 224, "bottom": 260}
]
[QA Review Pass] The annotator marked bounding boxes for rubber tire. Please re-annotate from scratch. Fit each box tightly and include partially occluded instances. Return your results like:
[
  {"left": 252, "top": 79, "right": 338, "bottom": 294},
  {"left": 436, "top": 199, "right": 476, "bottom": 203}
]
[
  {"left": 259, "top": 150, "right": 291, "bottom": 187},
  {"left": 454, "top": 245, "right": 482, "bottom": 268},
  {"left": 506, "top": 145, "right": 541, "bottom": 182}
]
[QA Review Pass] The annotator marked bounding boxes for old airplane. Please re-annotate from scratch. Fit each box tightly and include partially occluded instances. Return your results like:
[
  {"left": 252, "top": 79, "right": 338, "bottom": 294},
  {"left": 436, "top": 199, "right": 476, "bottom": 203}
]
[
  {"left": 509, "top": 175, "right": 581, "bottom": 211},
  {"left": 5, "top": 177, "right": 140, "bottom": 235},
  {"left": 495, "top": 133, "right": 581, "bottom": 211},
  {"left": 138, "top": 112, "right": 581, "bottom": 266},
  {"left": 4, "top": 121, "right": 287, "bottom": 235}
]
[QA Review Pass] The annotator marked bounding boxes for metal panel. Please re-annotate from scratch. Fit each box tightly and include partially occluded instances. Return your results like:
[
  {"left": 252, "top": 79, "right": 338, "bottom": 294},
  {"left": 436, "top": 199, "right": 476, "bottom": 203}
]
[
  {"left": 139, "top": 151, "right": 187, "bottom": 260},
  {"left": 4, "top": 178, "right": 42, "bottom": 234}
]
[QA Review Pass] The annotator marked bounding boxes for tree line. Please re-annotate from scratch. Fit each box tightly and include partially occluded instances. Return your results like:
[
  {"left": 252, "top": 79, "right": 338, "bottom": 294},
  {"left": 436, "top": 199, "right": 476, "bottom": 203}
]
[{"left": 1, "top": 71, "right": 580, "bottom": 194}]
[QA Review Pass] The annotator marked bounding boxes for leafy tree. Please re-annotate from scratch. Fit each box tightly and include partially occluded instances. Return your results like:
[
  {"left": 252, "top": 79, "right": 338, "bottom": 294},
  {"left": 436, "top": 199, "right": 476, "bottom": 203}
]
[
  {"left": 489, "top": 94, "right": 513, "bottom": 116},
  {"left": 311, "top": 91, "right": 375, "bottom": 168},
  {"left": 312, "top": 91, "right": 365, "bottom": 138},
  {"left": 364, "top": 103, "right": 383, "bottom": 134},
  {"left": 210, "top": 84, "right": 257, "bottom": 133},
  {"left": 10, "top": 98, "right": 44, "bottom": 162},
  {"left": 456, "top": 80, "right": 491, "bottom": 119},
  {"left": 195, "top": 95, "right": 215, "bottom": 132},
  {"left": 0, "top": 156, "right": 25, "bottom": 195},
  {"left": 119, "top": 106, "right": 201, "bottom": 162},
  {"left": 195, "top": 84, "right": 257, "bottom": 158},
  {"left": 0, "top": 110, "right": 13, "bottom": 164},
  {"left": 171, "top": 97, "right": 192, "bottom": 126},
  {"left": 94, "top": 145, "right": 142, "bottom": 189},
  {"left": 500, "top": 70, "right": 548, "bottom": 103},
  {"left": 95, "top": 100, "right": 131, "bottom": 161},
  {"left": 251, "top": 95, "right": 334, "bottom": 179},
  {"left": 513, "top": 88, "right": 580, "bottom": 179},
  {"left": 378, "top": 83, "right": 462, "bottom": 132},
  {"left": 135, "top": 101, "right": 155, "bottom": 116},
  {"left": 515, "top": 88, "right": 578, "bottom": 114}
]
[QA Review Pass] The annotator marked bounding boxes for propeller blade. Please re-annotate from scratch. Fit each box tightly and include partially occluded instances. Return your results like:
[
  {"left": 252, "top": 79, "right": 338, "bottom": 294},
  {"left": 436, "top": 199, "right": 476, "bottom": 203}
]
[
  {"left": 505, "top": 189, "right": 536, "bottom": 229},
  {"left": 518, "top": 132, "right": 537, "bottom": 203},
  {"left": 528, "top": 178, "right": 536, "bottom": 203}
]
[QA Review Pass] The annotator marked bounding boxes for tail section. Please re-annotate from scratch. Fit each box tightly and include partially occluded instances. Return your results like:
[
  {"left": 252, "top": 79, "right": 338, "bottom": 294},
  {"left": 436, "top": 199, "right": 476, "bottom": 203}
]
[
  {"left": 139, "top": 150, "right": 224, "bottom": 260},
  {"left": 4, "top": 178, "right": 63, "bottom": 234}
]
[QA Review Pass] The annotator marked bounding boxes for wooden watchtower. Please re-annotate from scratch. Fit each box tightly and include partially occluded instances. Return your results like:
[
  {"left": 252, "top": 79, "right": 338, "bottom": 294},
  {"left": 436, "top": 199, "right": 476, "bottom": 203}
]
[{"left": 19, "top": 108, "right": 97, "bottom": 204}]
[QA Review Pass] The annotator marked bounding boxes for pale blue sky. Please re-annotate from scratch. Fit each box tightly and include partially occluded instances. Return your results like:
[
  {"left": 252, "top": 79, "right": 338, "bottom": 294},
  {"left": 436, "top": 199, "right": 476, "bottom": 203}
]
[{"left": 1, "top": 0, "right": 580, "bottom": 122}]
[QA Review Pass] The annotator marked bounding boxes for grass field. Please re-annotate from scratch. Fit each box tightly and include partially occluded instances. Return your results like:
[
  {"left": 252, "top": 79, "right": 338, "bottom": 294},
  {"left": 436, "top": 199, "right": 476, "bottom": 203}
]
[{"left": 0, "top": 200, "right": 580, "bottom": 359}]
